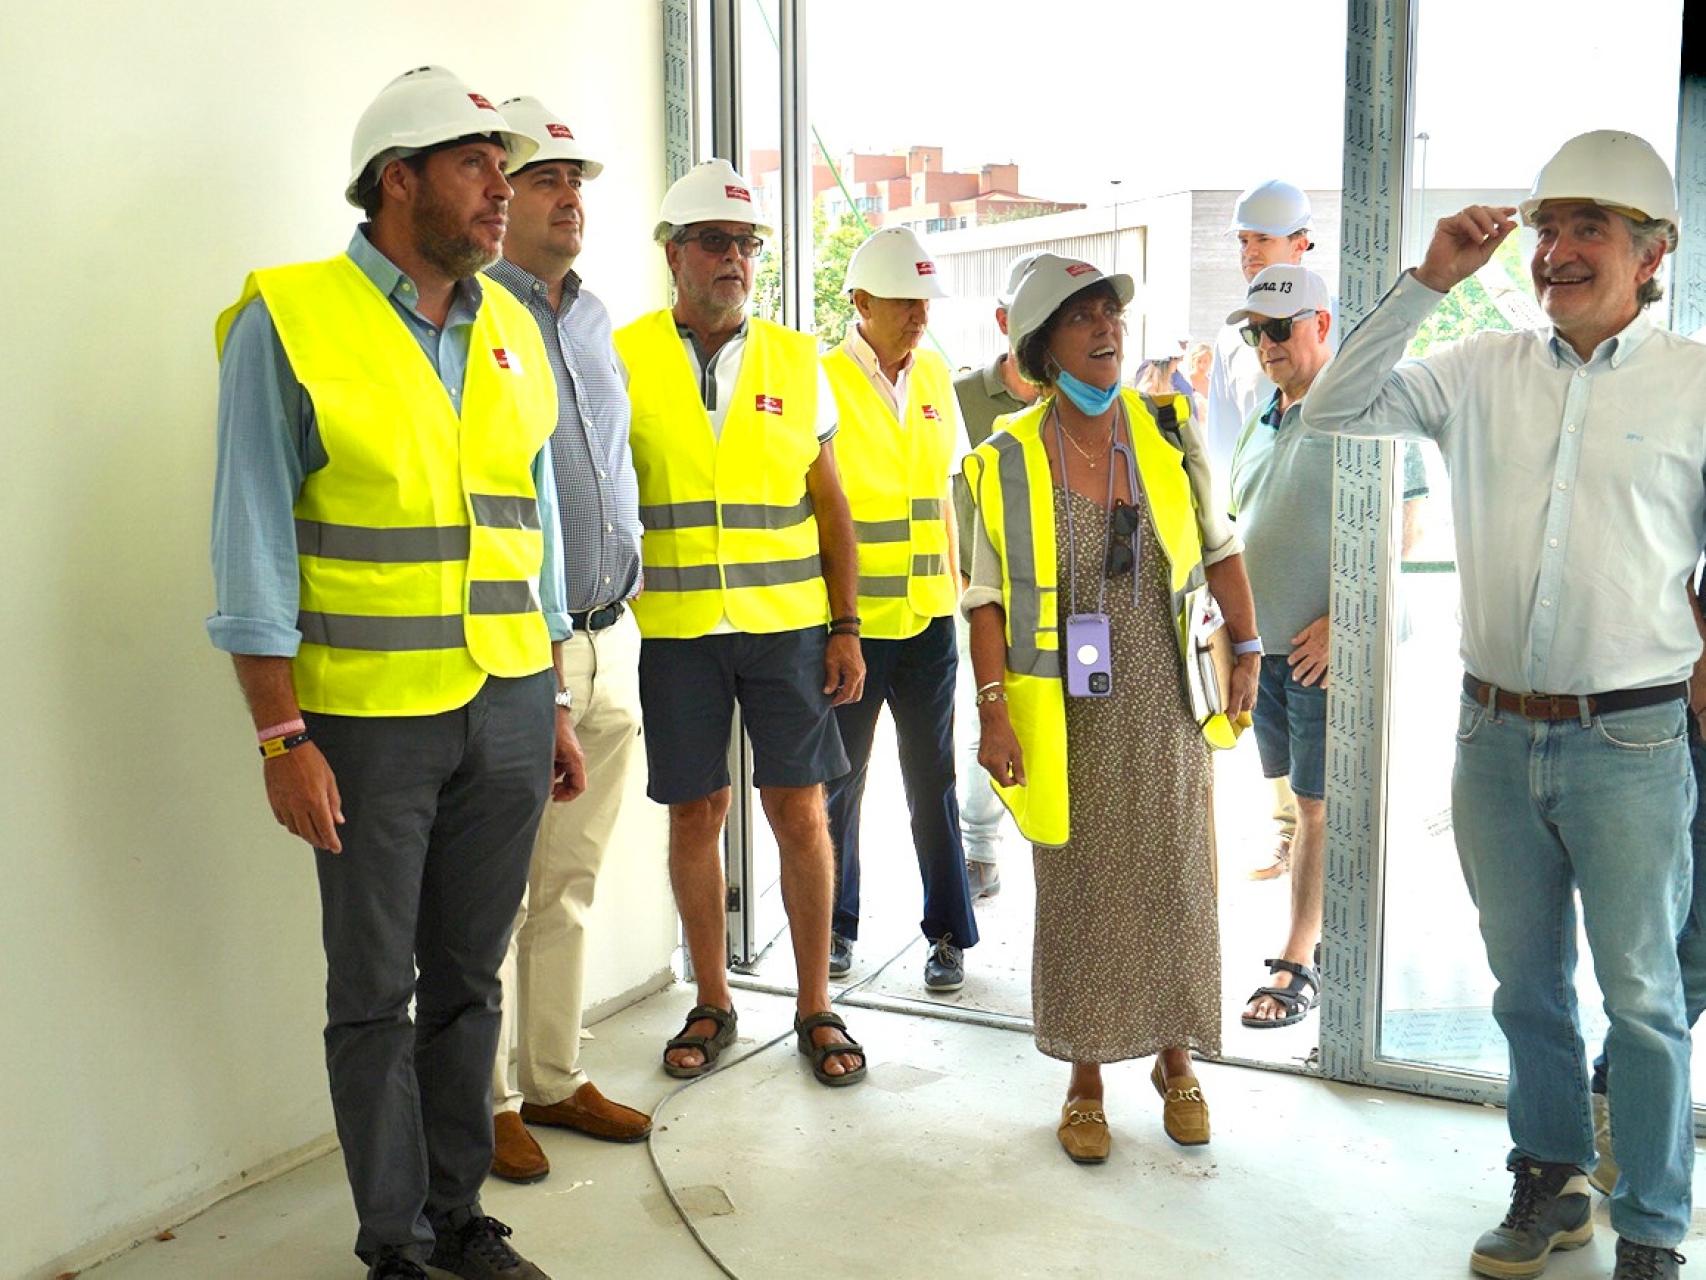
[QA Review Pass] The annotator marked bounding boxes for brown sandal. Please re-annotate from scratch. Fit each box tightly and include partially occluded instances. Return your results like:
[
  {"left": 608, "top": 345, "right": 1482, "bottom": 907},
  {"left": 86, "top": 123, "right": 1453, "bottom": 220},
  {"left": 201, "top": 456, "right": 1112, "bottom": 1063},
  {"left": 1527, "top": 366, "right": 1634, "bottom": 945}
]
[
  {"left": 793, "top": 1010, "right": 867, "bottom": 1087},
  {"left": 662, "top": 1004, "right": 737, "bottom": 1079}
]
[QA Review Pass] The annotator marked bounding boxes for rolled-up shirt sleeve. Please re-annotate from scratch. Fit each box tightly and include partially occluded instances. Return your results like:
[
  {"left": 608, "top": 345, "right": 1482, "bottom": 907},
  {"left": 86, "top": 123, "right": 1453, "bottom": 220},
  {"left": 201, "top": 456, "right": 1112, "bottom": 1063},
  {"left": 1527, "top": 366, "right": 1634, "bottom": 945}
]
[
  {"left": 207, "top": 298, "right": 308, "bottom": 657},
  {"left": 1180, "top": 408, "right": 1242, "bottom": 565}
]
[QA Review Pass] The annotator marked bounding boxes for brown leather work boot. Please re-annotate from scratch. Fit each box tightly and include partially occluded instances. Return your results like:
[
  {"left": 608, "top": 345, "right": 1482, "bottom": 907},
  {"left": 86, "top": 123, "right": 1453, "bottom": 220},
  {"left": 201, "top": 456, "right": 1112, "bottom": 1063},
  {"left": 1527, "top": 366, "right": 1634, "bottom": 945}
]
[
  {"left": 519, "top": 1081, "right": 653, "bottom": 1144},
  {"left": 490, "top": 1110, "right": 549, "bottom": 1183}
]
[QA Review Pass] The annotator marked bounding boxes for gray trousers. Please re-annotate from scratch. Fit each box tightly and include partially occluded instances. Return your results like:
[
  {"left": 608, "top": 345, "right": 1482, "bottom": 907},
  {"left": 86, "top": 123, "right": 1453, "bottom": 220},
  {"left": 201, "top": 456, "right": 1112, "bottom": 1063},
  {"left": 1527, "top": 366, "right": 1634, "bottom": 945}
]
[{"left": 306, "top": 670, "right": 554, "bottom": 1263}]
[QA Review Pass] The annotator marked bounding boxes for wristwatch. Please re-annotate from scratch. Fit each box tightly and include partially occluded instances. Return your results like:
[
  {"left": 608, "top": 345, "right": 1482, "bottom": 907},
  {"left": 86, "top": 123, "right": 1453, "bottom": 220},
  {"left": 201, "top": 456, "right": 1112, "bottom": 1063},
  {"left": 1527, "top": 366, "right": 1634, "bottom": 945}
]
[{"left": 554, "top": 686, "right": 574, "bottom": 710}]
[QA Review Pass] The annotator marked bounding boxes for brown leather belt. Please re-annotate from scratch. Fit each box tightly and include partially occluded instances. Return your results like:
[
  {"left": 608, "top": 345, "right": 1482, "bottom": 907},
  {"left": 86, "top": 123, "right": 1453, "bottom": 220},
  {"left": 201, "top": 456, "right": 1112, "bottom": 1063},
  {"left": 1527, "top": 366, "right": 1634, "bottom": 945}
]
[{"left": 1462, "top": 673, "right": 1685, "bottom": 721}]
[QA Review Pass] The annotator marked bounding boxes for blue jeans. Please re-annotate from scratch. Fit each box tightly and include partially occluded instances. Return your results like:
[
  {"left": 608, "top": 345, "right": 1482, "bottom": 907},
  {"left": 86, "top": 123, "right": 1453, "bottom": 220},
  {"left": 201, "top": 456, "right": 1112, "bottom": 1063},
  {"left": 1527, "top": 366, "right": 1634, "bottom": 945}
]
[
  {"left": 1252, "top": 654, "right": 1327, "bottom": 800},
  {"left": 955, "top": 610, "right": 1008, "bottom": 864},
  {"left": 1592, "top": 715, "right": 1706, "bottom": 1089},
  {"left": 1452, "top": 690, "right": 1694, "bottom": 1246}
]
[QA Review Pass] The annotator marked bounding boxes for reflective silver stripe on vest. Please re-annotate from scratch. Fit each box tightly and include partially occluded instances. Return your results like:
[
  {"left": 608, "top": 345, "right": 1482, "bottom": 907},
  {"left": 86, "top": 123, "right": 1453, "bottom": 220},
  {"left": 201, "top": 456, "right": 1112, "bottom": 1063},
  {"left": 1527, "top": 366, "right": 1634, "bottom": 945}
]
[
  {"left": 992, "top": 434, "right": 1061, "bottom": 678},
  {"left": 912, "top": 554, "right": 946, "bottom": 577},
  {"left": 297, "top": 611, "right": 464, "bottom": 651},
  {"left": 295, "top": 519, "right": 471, "bottom": 563},
  {"left": 640, "top": 500, "right": 718, "bottom": 531},
  {"left": 641, "top": 564, "right": 722, "bottom": 591},
  {"left": 853, "top": 517, "right": 909, "bottom": 541},
  {"left": 469, "top": 581, "right": 542, "bottom": 615},
  {"left": 724, "top": 555, "right": 822, "bottom": 588},
  {"left": 721, "top": 495, "right": 815, "bottom": 529},
  {"left": 859, "top": 575, "right": 908, "bottom": 598},
  {"left": 470, "top": 494, "right": 541, "bottom": 530},
  {"left": 911, "top": 498, "right": 941, "bottom": 520}
]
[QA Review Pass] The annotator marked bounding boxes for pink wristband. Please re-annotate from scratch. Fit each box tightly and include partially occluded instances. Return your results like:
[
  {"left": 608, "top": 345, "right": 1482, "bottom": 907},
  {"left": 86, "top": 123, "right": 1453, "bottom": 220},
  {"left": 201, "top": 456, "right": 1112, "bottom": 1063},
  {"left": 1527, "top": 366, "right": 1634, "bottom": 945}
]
[{"left": 257, "top": 718, "right": 306, "bottom": 744}]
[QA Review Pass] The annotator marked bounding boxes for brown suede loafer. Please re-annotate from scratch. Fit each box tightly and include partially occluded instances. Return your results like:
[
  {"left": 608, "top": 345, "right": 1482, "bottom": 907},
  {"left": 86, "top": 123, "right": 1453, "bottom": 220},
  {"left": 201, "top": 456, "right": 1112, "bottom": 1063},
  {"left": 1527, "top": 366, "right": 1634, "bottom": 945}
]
[
  {"left": 1057, "top": 1098, "right": 1110, "bottom": 1164},
  {"left": 519, "top": 1081, "right": 653, "bottom": 1144},
  {"left": 490, "top": 1110, "right": 549, "bottom": 1183},
  {"left": 1150, "top": 1059, "right": 1210, "bottom": 1146}
]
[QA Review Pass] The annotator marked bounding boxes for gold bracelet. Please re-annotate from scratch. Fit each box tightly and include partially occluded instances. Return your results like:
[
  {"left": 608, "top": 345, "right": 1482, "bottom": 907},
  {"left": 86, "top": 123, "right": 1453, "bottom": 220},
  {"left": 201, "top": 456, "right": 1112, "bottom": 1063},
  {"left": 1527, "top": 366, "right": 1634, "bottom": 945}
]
[{"left": 975, "top": 687, "right": 1007, "bottom": 706}]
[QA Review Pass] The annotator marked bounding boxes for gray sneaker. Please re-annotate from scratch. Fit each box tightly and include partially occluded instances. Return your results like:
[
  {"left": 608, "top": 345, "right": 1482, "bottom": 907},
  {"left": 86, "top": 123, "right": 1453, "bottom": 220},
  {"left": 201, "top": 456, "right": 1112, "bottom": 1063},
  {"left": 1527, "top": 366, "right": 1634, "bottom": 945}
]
[
  {"left": 924, "top": 936, "right": 964, "bottom": 992},
  {"left": 427, "top": 1214, "right": 550, "bottom": 1280},
  {"left": 1470, "top": 1159, "right": 1592, "bottom": 1278},
  {"left": 966, "top": 859, "right": 1002, "bottom": 899},
  {"left": 1590, "top": 1091, "right": 1619, "bottom": 1194},
  {"left": 829, "top": 933, "right": 853, "bottom": 979},
  {"left": 1613, "top": 1239, "right": 1685, "bottom": 1280}
]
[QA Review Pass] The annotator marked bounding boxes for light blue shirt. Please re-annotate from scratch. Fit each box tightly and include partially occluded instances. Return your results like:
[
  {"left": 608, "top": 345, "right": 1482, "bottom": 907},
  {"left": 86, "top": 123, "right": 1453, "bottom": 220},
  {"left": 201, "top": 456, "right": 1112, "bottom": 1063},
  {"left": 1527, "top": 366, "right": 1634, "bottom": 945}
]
[
  {"left": 208, "top": 229, "right": 570, "bottom": 657},
  {"left": 1302, "top": 271, "right": 1706, "bottom": 694}
]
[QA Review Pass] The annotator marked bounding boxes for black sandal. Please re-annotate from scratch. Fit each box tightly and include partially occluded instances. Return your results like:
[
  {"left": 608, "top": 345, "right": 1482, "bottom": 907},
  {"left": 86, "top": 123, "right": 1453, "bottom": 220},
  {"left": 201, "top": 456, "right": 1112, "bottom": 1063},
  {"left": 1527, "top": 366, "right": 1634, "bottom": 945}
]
[
  {"left": 662, "top": 1003, "right": 737, "bottom": 1078},
  {"left": 1240, "top": 959, "right": 1321, "bottom": 1028},
  {"left": 793, "top": 1010, "right": 867, "bottom": 1087}
]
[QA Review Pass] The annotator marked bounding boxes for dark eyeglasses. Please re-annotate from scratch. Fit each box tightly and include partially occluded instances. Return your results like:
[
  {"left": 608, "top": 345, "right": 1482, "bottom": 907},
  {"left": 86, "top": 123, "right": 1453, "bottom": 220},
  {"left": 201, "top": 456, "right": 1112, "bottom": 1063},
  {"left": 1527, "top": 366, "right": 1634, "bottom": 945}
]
[
  {"left": 677, "top": 229, "right": 765, "bottom": 259},
  {"left": 1105, "top": 501, "right": 1140, "bottom": 577},
  {"left": 1239, "top": 312, "right": 1318, "bottom": 347}
]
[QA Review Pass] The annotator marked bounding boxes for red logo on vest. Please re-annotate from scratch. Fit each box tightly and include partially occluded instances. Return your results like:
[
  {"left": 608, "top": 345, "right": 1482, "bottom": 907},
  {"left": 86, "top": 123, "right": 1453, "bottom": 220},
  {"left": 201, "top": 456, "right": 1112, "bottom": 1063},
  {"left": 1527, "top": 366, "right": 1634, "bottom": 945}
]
[
  {"left": 755, "top": 394, "right": 783, "bottom": 415},
  {"left": 921, "top": 404, "right": 940, "bottom": 420},
  {"left": 725, "top": 184, "right": 752, "bottom": 202},
  {"left": 915, "top": 261, "right": 936, "bottom": 275},
  {"left": 546, "top": 122, "right": 575, "bottom": 139},
  {"left": 1065, "top": 263, "right": 1097, "bottom": 277},
  {"left": 492, "top": 347, "right": 521, "bottom": 373},
  {"left": 468, "top": 93, "right": 496, "bottom": 111}
]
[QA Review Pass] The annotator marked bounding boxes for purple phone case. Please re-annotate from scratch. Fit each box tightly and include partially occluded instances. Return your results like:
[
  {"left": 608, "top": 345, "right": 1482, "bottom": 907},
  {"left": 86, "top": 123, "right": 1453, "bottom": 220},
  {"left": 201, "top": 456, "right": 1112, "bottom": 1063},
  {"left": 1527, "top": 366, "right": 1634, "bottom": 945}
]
[{"left": 1064, "top": 613, "right": 1113, "bottom": 697}]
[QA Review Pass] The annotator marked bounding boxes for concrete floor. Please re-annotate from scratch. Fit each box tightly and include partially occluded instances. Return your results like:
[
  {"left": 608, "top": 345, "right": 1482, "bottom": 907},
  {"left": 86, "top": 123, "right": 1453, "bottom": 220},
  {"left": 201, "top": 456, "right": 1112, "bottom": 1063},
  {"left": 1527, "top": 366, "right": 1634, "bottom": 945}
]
[{"left": 80, "top": 984, "right": 1706, "bottom": 1280}]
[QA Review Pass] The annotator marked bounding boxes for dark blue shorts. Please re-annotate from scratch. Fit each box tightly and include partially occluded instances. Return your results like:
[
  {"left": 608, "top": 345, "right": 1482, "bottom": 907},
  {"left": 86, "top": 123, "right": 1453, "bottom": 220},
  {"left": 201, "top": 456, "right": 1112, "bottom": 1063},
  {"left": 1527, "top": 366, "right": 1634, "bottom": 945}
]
[
  {"left": 638, "top": 627, "right": 849, "bottom": 804},
  {"left": 1252, "top": 653, "right": 1327, "bottom": 801}
]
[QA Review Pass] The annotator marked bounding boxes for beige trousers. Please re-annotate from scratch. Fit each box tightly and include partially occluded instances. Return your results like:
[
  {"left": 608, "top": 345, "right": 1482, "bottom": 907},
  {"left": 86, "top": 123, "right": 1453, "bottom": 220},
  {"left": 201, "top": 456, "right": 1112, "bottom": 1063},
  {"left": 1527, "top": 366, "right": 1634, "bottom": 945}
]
[
  {"left": 493, "top": 609, "right": 643, "bottom": 1112},
  {"left": 1272, "top": 774, "right": 1298, "bottom": 837}
]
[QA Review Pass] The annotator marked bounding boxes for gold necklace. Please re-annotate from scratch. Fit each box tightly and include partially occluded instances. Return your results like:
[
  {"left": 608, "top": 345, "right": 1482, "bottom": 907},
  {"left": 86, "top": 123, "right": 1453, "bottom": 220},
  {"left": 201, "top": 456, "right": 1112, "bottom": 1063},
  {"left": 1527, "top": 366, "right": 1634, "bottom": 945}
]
[{"left": 1058, "top": 421, "right": 1109, "bottom": 469}]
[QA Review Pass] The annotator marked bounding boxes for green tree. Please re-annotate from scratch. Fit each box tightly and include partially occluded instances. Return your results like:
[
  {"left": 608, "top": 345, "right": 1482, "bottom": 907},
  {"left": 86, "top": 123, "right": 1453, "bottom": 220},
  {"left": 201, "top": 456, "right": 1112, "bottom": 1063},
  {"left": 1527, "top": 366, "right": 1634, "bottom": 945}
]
[
  {"left": 750, "top": 205, "right": 872, "bottom": 343},
  {"left": 1407, "top": 232, "right": 1531, "bottom": 355}
]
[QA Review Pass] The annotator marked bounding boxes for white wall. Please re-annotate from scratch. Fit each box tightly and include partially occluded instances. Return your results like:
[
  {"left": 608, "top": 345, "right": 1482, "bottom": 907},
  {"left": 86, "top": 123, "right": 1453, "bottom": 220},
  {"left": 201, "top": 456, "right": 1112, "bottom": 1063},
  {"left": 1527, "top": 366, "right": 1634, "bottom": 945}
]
[{"left": 0, "top": 5, "right": 676, "bottom": 1276}]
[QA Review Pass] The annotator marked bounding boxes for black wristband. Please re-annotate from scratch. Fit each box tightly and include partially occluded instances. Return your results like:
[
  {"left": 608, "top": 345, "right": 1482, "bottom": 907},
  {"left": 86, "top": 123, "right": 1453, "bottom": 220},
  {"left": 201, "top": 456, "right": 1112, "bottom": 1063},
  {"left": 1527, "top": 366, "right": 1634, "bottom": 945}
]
[
  {"left": 259, "top": 730, "right": 312, "bottom": 759},
  {"left": 829, "top": 625, "right": 861, "bottom": 638},
  {"left": 830, "top": 615, "right": 861, "bottom": 628}
]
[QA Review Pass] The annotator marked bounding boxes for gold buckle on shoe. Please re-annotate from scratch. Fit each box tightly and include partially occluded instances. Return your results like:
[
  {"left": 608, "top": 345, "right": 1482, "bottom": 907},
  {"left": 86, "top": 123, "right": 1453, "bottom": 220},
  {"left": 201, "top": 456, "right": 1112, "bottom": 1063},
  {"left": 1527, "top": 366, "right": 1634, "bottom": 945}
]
[{"left": 1065, "top": 1107, "right": 1106, "bottom": 1125}]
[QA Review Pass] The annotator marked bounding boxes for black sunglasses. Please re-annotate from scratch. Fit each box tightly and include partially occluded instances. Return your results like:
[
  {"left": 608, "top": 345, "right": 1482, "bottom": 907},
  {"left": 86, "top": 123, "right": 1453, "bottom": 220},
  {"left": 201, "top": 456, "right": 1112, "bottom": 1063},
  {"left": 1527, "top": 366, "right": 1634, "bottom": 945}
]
[
  {"left": 678, "top": 229, "right": 765, "bottom": 259},
  {"left": 1105, "top": 501, "right": 1140, "bottom": 577},
  {"left": 1239, "top": 312, "right": 1318, "bottom": 347}
]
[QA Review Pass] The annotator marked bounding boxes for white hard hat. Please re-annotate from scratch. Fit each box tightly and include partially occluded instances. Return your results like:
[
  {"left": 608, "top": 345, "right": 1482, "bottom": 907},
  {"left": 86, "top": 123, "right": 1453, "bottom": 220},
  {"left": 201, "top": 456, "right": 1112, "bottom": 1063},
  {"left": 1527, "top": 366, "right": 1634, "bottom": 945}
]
[
  {"left": 1140, "top": 332, "right": 1189, "bottom": 362},
  {"left": 997, "top": 250, "right": 1047, "bottom": 307},
  {"left": 1519, "top": 130, "right": 1679, "bottom": 248},
  {"left": 654, "top": 159, "right": 773, "bottom": 243},
  {"left": 1225, "top": 265, "right": 1333, "bottom": 324},
  {"left": 843, "top": 227, "right": 948, "bottom": 299},
  {"left": 1006, "top": 254, "right": 1135, "bottom": 357},
  {"left": 497, "top": 96, "right": 603, "bottom": 178},
  {"left": 345, "top": 66, "right": 538, "bottom": 208},
  {"left": 1229, "top": 179, "right": 1313, "bottom": 238}
]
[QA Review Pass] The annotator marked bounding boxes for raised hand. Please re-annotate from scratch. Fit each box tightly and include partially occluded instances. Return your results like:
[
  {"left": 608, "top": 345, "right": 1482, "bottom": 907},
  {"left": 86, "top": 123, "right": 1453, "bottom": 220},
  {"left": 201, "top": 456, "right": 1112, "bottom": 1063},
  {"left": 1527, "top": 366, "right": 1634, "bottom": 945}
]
[{"left": 1414, "top": 205, "right": 1519, "bottom": 295}]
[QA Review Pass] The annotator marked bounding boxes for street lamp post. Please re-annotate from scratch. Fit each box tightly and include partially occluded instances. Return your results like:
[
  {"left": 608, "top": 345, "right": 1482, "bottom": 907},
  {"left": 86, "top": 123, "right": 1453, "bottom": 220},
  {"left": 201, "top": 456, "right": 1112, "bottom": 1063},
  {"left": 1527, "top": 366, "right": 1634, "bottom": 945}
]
[
  {"left": 1414, "top": 131, "right": 1431, "bottom": 264},
  {"left": 1109, "top": 178, "right": 1123, "bottom": 273}
]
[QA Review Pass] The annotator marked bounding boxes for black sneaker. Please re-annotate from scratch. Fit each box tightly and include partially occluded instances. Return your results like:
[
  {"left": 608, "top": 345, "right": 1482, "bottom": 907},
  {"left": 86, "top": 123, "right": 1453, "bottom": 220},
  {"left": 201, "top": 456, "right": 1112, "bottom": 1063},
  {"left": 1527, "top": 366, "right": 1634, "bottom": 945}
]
[
  {"left": 1469, "top": 1158, "right": 1592, "bottom": 1278},
  {"left": 829, "top": 933, "right": 853, "bottom": 979},
  {"left": 924, "top": 936, "right": 964, "bottom": 992},
  {"left": 1613, "top": 1239, "right": 1686, "bottom": 1280},
  {"left": 367, "top": 1251, "right": 428, "bottom": 1279},
  {"left": 427, "top": 1214, "right": 550, "bottom": 1280}
]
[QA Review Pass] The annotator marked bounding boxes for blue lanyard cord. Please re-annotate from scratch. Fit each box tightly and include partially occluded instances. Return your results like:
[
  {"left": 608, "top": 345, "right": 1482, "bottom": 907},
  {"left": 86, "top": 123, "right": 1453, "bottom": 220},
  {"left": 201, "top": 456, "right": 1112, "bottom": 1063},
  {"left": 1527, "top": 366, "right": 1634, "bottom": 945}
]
[{"left": 1051, "top": 400, "right": 1145, "bottom": 617}]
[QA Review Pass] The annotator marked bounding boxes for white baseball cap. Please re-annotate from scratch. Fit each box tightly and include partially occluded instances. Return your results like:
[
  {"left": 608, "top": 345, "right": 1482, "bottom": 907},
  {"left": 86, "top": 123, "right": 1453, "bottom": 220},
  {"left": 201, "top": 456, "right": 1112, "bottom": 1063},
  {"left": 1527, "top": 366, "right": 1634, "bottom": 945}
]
[
  {"left": 1006, "top": 254, "right": 1135, "bottom": 356},
  {"left": 1225, "top": 265, "right": 1331, "bottom": 324}
]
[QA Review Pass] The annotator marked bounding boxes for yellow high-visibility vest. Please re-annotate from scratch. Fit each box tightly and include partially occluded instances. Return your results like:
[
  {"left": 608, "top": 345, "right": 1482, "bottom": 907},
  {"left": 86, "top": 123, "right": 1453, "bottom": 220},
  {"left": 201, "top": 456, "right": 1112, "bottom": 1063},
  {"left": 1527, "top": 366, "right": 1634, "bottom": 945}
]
[
  {"left": 822, "top": 345, "right": 958, "bottom": 640},
  {"left": 962, "top": 389, "right": 1235, "bottom": 846},
  {"left": 613, "top": 310, "right": 828, "bottom": 638},
  {"left": 214, "top": 256, "right": 557, "bottom": 716}
]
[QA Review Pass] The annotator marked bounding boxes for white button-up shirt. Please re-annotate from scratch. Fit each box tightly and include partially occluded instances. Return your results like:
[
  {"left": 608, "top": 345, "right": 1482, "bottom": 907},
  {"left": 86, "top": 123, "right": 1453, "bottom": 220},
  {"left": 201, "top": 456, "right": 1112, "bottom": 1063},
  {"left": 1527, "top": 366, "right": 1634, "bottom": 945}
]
[
  {"left": 1302, "top": 271, "right": 1706, "bottom": 694},
  {"left": 838, "top": 321, "right": 913, "bottom": 416}
]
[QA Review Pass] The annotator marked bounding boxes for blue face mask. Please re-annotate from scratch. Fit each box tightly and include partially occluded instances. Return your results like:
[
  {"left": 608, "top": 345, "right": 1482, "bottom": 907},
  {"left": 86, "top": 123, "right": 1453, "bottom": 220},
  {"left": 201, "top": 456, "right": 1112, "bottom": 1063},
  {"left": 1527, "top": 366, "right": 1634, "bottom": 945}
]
[{"left": 1055, "top": 366, "right": 1121, "bottom": 416}]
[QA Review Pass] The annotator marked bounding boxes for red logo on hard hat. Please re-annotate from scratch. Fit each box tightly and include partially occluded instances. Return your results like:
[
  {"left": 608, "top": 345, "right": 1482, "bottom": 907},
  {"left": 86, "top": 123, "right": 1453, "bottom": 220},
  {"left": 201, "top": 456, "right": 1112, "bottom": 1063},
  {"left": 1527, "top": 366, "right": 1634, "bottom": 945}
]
[
  {"left": 755, "top": 394, "right": 783, "bottom": 415},
  {"left": 915, "top": 261, "right": 936, "bottom": 276},
  {"left": 547, "top": 123, "right": 575, "bottom": 139},
  {"left": 1065, "top": 263, "right": 1096, "bottom": 277},
  {"left": 468, "top": 93, "right": 497, "bottom": 111},
  {"left": 726, "top": 185, "right": 752, "bottom": 202},
  {"left": 921, "top": 405, "right": 940, "bottom": 420}
]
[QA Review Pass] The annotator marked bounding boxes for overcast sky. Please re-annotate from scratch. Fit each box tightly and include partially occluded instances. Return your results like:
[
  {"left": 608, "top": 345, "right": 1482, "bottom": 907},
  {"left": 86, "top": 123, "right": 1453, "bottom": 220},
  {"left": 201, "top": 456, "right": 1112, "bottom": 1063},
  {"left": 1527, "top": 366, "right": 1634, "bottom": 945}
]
[{"left": 761, "top": 0, "right": 1684, "bottom": 208}]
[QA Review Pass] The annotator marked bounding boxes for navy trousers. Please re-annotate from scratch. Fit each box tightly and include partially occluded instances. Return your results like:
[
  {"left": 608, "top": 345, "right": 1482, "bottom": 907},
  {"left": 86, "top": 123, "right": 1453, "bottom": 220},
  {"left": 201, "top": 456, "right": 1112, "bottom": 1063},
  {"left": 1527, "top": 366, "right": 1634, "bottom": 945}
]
[{"left": 825, "top": 615, "right": 979, "bottom": 947}]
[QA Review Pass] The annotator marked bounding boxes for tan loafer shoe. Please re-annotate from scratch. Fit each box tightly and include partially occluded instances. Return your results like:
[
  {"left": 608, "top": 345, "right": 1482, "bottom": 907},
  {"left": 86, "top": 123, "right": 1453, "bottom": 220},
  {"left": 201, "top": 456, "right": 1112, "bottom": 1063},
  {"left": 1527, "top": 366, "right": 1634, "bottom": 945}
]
[
  {"left": 1057, "top": 1097, "right": 1110, "bottom": 1164},
  {"left": 1151, "top": 1059, "right": 1210, "bottom": 1146},
  {"left": 491, "top": 1110, "right": 549, "bottom": 1183},
  {"left": 519, "top": 1081, "right": 653, "bottom": 1144}
]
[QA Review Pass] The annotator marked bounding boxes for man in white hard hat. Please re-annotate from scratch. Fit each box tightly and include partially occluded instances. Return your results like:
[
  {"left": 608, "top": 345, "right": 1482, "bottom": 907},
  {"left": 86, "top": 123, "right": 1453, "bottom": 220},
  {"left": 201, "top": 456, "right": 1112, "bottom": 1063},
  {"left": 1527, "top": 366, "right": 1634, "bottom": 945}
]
[
  {"left": 949, "top": 251, "right": 1040, "bottom": 898},
  {"left": 1304, "top": 130, "right": 1704, "bottom": 1280},
  {"left": 1225, "top": 267, "right": 1428, "bottom": 1035},
  {"left": 208, "top": 67, "right": 579, "bottom": 1280},
  {"left": 613, "top": 160, "right": 868, "bottom": 1087},
  {"left": 821, "top": 227, "right": 980, "bottom": 992},
  {"left": 480, "top": 96, "right": 651, "bottom": 1185}
]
